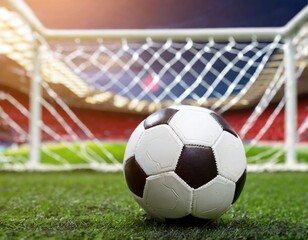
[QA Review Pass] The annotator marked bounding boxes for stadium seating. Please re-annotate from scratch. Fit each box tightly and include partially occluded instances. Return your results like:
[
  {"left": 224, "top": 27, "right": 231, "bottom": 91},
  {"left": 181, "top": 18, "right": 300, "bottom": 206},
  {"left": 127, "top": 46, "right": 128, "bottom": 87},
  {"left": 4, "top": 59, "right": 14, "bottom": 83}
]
[
  {"left": 1, "top": 83, "right": 307, "bottom": 143},
  {"left": 0, "top": 84, "right": 145, "bottom": 142},
  {"left": 224, "top": 94, "right": 308, "bottom": 142}
]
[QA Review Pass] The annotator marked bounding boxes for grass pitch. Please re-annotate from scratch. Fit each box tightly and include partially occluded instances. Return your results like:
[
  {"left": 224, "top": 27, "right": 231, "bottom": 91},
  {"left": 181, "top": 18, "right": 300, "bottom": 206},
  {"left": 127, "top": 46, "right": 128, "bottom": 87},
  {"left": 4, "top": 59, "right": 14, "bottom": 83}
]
[
  {"left": 0, "top": 171, "right": 307, "bottom": 239},
  {"left": 2, "top": 142, "right": 308, "bottom": 167}
]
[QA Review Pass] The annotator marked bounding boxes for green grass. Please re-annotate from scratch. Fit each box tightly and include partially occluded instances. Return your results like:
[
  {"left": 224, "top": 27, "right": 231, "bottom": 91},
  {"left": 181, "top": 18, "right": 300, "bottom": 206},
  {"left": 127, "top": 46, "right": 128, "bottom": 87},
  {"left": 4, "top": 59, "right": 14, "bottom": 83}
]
[
  {"left": 245, "top": 145, "right": 308, "bottom": 164},
  {"left": 2, "top": 142, "right": 308, "bottom": 167},
  {"left": 2, "top": 142, "right": 126, "bottom": 165},
  {"left": 0, "top": 172, "right": 307, "bottom": 239}
]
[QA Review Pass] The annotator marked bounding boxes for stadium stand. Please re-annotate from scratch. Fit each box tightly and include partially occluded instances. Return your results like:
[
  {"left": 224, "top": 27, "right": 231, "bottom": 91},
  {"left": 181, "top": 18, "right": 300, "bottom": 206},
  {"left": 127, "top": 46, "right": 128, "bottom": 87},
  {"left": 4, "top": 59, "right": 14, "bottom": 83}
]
[
  {"left": 1, "top": 78, "right": 307, "bottom": 143},
  {"left": 0, "top": 83, "right": 145, "bottom": 142},
  {"left": 1, "top": 51, "right": 308, "bottom": 143},
  {"left": 0, "top": 115, "right": 13, "bottom": 145},
  {"left": 1, "top": 47, "right": 308, "bottom": 144}
]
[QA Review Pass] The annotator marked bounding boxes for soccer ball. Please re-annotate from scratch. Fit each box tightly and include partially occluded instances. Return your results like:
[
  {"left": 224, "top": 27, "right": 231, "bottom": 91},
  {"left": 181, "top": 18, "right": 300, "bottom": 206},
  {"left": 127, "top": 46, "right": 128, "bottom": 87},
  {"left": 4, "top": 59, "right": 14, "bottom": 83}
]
[{"left": 123, "top": 105, "right": 246, "bottom": 221}]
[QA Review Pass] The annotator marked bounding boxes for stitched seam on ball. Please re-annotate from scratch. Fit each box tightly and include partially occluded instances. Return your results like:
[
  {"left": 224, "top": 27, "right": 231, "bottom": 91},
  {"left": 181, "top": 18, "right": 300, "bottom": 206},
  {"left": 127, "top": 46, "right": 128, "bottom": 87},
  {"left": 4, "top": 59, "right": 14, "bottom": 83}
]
[
  {"left": 147, "top": 170, "right": 177, "bottom": 177},
  {"left": 212, "top": 130, "right": 224, "bottom": 147},
  {"left": 185, "top": 144, "right": 211, "bottom": 148},
  {"left": 211, "top": 145, "right": 220, "bottom": 178},
  {"left": 210, "top": 112, "right": 226, "bottom": 133},
  {"left": 212, "top": 133, "right": 243, "bottom": 183},
  {"left": 167, "top": 124, "right": 185, "bottom": 171},
  {"left": 133, "top": 121, "right": 145, "bottom": 159},
  {"left": 211, "top": 113, "right": 238, "bottom": 138},
  {"left": 218, "top": 174, "right": 235, "bottom": 184},
  {"left": 143, "top": 183, "right": 165, "bottom": 221},
  {"left": 212, "top": 119, "right": 224, "bottom": 131},
  {"left": 219, "top": 168, "right": 246, "bottom": 183},
  {"left": 195, "top": 175, "right": 218, "bottom": 191},
  {"left": 184, "top": 144, "right": 219, "bottom": 178},
  {"left": 168, "top": 124, "right": 183, "bottom": 144},
  {"left": 167, "top": 111, "right": 185, "bottom": 145},
  {"left": 211, "top": 130, "right": 224, "bottom": 179},
  {"left": 166, "top": 109, "right": 179, "bottom": 125},
  {"left": 191, "top": 189, "right": 195, "bottom": 216}
]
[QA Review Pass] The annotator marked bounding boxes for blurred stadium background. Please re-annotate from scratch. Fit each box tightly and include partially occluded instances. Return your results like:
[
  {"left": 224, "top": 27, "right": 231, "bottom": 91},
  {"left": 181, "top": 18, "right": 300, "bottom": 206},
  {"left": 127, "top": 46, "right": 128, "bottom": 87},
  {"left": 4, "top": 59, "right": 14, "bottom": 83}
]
[{"left": 0, "top": 0, "right": 307, "bottom": 171}]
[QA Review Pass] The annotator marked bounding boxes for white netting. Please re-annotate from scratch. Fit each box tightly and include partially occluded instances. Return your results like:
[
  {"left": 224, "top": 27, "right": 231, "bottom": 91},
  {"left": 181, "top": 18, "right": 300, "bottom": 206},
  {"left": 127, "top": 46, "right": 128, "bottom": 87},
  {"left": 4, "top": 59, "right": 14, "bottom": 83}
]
[
  {"left": 0, "top": 6, "right": 307, "bottom": 171},
  {"left": 50, "top": 37, "right": 283, "bottom": 112}
]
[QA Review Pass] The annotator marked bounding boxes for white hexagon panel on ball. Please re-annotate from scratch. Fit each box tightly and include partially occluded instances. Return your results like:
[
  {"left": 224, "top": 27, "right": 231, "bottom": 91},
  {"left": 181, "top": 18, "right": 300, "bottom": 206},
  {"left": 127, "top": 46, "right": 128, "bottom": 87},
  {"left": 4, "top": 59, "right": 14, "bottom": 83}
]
[
  {"left": 135, "top": 125, "right": 184, "bottom": 176},
  {"left": 143, "top": 172, "right": 193, "bottom": 219},
  {"left": 169, "top": 107, "right": 223, "bottom": 146},
  {"left": 124, "top": 121, "right": 145, "bottom": 161},
  {"left": 131, "top": 192, "right": 164, "bottom": 221},
  {"left": 192, "top": 175, "right": 235, "bottom": 219},
  {"left": 212, "top": 131, "right": 246, "bottom": 182}
]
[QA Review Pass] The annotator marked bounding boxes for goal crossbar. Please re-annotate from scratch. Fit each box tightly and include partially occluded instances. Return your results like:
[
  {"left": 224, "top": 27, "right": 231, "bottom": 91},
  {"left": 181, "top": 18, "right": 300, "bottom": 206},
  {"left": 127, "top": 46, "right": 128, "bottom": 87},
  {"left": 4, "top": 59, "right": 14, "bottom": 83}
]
[{"left": 5, "top": 0, "right": 308, "bottom": 41}]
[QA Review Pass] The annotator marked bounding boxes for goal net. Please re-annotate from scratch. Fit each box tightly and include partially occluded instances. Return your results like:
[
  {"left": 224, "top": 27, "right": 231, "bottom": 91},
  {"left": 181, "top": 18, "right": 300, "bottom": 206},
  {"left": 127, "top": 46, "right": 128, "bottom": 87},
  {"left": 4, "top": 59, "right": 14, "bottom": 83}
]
[{"left": 0, "top": 4, "right": 307, "bottom": 171}]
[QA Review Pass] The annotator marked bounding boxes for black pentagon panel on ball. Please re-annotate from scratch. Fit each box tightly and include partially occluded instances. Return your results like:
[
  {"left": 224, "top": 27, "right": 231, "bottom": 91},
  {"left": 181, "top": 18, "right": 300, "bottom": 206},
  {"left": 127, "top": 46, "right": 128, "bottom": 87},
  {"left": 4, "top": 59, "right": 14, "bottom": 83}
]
[
  {"left": 175, "top": 145, "right": 218, "bottom": 189},
  {"left": 144, "top": 108, "right": 178, "bottom": 129},
  {"left": 124, "top": 156, "right": 147, "bottom": 198},
  {"left": 232, "top": 169, "right": 247, "bottom": 204},
  {"left": 210, "top": 112, "right": 238, "bottom": 138}
]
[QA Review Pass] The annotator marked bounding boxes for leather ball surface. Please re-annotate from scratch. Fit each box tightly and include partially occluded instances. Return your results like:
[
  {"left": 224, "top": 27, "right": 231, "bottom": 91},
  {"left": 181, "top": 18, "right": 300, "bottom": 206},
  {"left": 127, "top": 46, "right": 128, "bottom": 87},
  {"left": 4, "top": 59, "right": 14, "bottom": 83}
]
[{"left": 123, "top": 105, "right": 246, "bottom": 221}]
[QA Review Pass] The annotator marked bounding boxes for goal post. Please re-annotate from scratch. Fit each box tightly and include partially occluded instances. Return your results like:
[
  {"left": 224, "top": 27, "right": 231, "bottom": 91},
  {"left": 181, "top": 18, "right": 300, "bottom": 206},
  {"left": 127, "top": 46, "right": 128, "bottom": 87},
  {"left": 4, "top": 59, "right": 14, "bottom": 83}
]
[
  {"left": 1, "top": 1, "right": 308, "bottom": 171},
  {"left": 283, "top": 38, "right": 297, "bottom": 166},
  {"left": 28, "top": 42, "right": 43, "bottom": 168}
]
